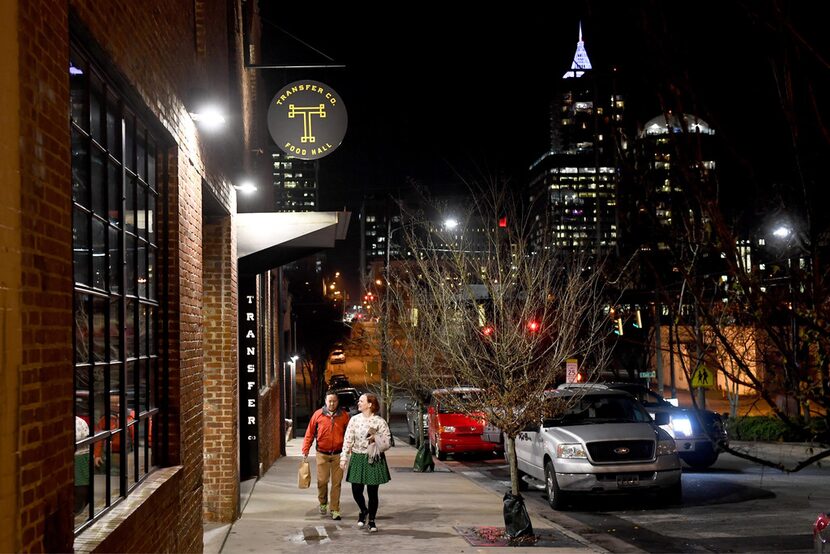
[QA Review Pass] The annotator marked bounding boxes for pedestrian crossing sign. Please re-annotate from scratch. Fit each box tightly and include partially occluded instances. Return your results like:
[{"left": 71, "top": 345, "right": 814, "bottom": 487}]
[{"left": 691, "top": 365, "right": 714, "bottom": 388}]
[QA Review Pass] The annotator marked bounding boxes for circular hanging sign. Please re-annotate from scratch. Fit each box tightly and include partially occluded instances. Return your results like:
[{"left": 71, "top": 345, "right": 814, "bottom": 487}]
[{"left": 267, "top": 80, "right": 348, "bottom": 160}]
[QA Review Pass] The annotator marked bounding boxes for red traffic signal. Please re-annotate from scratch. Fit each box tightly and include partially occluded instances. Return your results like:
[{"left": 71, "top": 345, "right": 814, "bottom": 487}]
[
  {"left": 526, "top": 320, "right": 540, "bottom": 332},
  {"left": 481, "top": 325, "right": 495, "bottom": 337}
]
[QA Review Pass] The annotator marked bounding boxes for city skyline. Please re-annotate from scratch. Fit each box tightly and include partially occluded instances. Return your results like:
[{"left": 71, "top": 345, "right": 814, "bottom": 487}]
[{"left": 258, "top": 3, "right": 828, "bottom": 297}]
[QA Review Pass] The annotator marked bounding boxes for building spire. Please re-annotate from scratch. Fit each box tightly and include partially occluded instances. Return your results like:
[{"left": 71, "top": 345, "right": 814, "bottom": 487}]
[{"left": 563, "top": 21, "right": 592, "bottom": 79}]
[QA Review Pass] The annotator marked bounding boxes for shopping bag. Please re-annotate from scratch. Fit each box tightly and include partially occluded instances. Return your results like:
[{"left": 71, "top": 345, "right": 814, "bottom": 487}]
[
  {"left": 413, "top": 442, "right": 434, "bottom": 472},
  {"left": 298, "top": 460, "right": 311, "bottom": 489}
]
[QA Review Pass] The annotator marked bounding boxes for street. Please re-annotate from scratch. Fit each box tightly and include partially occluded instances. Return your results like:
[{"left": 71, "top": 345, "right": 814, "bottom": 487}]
[
  {"left": 390, "top": 414, "right": 829, "bottom": 553},
  {"left": 319, "top": 343, "right": 828, "bottom": 553}
]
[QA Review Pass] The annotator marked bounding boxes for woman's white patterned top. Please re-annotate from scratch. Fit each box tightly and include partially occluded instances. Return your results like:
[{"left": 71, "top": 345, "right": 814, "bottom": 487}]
[{"left": 342, "top": 413, "right": 391, "bottom": 459}]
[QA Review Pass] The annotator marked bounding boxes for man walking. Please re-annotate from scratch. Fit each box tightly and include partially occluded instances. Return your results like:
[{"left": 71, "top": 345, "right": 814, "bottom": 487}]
[{"left": 302, "top": 391, "right": 350, "bottom": 520}]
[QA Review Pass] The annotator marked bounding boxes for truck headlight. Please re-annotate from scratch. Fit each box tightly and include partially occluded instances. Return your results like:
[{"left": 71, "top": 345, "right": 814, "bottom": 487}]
[
  {"left": 440, "top": 426, "right": 455, "bottom": 433},
  {"left": 671, "top": 416, "right": 693, "bottom": 437},
  {"left": 556, "top": 443, "right": 587, "bottom": 459},
  {"left": 657, "top": 439, "right": 677, "bottom": 456}
]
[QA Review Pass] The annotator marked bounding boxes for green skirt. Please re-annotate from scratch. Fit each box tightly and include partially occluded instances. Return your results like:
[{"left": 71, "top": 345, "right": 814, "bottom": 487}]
[{"left": 346, "top": 452, "right": 391, "bottom": 485}]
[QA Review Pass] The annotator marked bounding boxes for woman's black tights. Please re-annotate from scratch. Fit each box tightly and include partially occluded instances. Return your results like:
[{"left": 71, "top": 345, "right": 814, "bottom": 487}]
[{"left": 351, "top": 483, "right": 379, "bottom": 520}]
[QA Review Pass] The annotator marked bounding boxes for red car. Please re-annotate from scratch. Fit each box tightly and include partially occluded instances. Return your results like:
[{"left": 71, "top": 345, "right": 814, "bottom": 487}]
[{"left": 427, "top": 387, "right": 503, "bottom": 461}]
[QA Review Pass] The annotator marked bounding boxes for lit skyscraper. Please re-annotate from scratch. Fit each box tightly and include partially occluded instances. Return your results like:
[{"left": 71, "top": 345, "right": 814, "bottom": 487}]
[{"left": 528, "top": 23, "right": 625, "bottom": 255}]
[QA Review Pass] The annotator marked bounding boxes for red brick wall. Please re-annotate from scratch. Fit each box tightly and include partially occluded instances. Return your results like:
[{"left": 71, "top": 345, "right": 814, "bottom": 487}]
[
  {"left": 202, "top": 216, "right": 239, "bottom": 522},
  {"left": 15, "top": 1, "right": 75, "bottom": 552},
  {"left": 7, "top": 0, "right": 264, "bottom": 551}
]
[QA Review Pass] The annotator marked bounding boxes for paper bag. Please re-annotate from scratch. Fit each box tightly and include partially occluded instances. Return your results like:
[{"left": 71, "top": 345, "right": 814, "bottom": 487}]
[{"left": 298, "top": 460, "right": 311, "bottom": 489}]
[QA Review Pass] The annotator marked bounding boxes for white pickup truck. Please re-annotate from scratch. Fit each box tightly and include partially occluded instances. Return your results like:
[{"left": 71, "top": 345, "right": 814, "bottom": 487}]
[{"left": 513, "top": 388, "right": 682, "bottom": 509}]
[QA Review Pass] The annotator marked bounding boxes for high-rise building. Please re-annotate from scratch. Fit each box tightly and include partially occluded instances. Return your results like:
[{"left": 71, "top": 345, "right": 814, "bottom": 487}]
[
  {"left": 528, "top": 23, "right": 625, "bottom": 256},
  {"left": 271, "top": 148, "right": 319, "bottom": 212}
]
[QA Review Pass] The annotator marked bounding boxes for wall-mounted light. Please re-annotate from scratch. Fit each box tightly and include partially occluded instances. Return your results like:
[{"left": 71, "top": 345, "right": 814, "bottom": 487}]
[
  {"left": 188, "top": 87, "right": 227, "bottom": 131},
  {"left": 234, "top": 180, "right": 257, "bottom": 194}
]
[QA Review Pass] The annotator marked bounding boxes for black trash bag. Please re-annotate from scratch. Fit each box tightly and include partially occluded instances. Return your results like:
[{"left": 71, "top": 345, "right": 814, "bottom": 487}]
[
  {"left": 412, "top": 442, "right": 435, "bottom": 472},
  {"left": 503, "top": 492, "right": 534, "bottom": 540}
]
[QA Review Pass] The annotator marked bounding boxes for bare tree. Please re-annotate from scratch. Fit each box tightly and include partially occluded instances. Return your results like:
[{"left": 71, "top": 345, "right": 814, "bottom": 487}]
[{"left": 383, "top": 183, "right": 616, "bottom": 516}]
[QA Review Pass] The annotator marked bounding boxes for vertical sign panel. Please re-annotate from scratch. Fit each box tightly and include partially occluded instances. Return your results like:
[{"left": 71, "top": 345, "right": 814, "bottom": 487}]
[{"left": 239, "top": 274, "right": 259, "bottom": 479}]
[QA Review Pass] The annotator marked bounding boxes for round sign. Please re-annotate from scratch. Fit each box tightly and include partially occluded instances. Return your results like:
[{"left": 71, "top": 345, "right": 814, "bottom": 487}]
[{"left": 267, "top": 80, "right": 348, "bottom": 160}]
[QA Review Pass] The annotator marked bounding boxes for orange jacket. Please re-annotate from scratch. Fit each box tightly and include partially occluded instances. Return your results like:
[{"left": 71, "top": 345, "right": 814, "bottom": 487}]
[
  {"left": 302, "top": 407, "right": 350, "bottom": 455},
  {"left": 93, "top": 410, "right": 136, "bottom": 458}
]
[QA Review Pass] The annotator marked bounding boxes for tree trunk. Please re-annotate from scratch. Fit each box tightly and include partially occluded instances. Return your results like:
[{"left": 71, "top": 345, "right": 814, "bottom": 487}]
[{"left": 507, "top": 435, "right": 520, "bottom": 496}]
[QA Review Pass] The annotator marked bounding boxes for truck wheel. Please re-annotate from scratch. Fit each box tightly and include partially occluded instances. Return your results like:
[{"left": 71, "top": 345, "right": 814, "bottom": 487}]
[
  {"left": 544, "top": 460, "right": 567, "bottom": 510},
  {"left": 682, "top": 449, "right": 718, "bottom": 469},
  {"left": 658, "top": 479, "right": 682, "bottom": 505}
]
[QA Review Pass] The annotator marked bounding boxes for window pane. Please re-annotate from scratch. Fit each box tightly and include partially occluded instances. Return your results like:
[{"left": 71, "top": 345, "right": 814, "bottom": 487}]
[
  {"left": 73, "top": 208, "right": 90, "bottom": 286},
  {"left": 91, "top": 438, "right": 109, "bottom": 515},
  {"left": 74, "top": 294, "right": 90, "bottom": 364},
  {"left": 73, "top": 424, "right": 91, "bottom": 523},
  {"left": 138, "top": 303, "right": 148, "bottom": 357},
  {"left": 137, "top": 418, "right": 151, "bottom": 477},
  {"left": 109, "top": 297, "right": 121, "bottom": 361},
  {"left": 70, "top": 51, "right": 88, "bottom": 130},
  {"left": 148, "top": 307, "right": 156, "bottom": 364},
  {"left": 125, "top": 176, "right": 136, "bottom": 234},
  {"left": 91, "top": 147, "right": 106, "bottom": 215},
  {"left": 92, "top": 218, "right": 106, "bottom": 290},
  {"left": 71, "top": 129, "right": 89, "bottom": 206},
  {"left": 108, "top": 161, "right": 122, "bottom": 225},
  {"left": 126, "top": 234, "right": 136, "bottom": 296},
  {"left": 147, "top": 247, "right": 156, "bottom": 301},
  {"left": 124, "top": 112, "right": 135, "bottom": 173},
  {"left": 92, "top": 296, "right": 107, "bottom": 362},
  {"left": 89, "top": 72, "right": 104, "bottom": 144},
  {"left": 137, "top": 243, "right": 147, "bottom": 299},
  {"left": 106, "top": 96, "right": 121, "bottom": 157},
  {"left": 125, "top": 299, "right": 136, "bottom": 358},
  {"left": 136, "top": 126, "right": 146, "bottom": 181},
  {"left": 108, "top": 225, "right": 120, "bottom": 294},
  {"left": 137, "top": 183, "right": 147, "bottom": 239},
  {"left": 147, "top": 193, "right": 156, "bottom": 246},
  {"left": 147, "top": 142, "right": 156, "bottom": 189}
]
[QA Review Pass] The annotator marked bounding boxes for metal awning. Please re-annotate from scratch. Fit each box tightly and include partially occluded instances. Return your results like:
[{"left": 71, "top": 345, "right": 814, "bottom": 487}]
[{"left": 236, "top": 211, "right": 351, "bottom": 274}]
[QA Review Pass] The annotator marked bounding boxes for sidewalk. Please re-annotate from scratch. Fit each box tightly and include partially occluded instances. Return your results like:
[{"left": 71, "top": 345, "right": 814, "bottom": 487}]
[{"left": 205, "top": 436, "right": 606, "bottom": 554}]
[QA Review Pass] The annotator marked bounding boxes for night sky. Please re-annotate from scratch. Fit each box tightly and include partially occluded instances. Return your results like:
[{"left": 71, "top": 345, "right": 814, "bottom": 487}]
[{"left": 257, "top": 2, "right": 830, "bottom": 296}]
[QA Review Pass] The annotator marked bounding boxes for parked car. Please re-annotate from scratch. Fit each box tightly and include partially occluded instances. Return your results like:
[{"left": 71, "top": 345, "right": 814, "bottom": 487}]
[
  {"left": 329, "top": 386, "right": 361, "bottom": 416},
  {"left": 514, "top": 388, "right": 682, "bottom": 509},
  {"left": 329, "top": 348, "right": 346, "bottom": 364},
  {"left": 328, "top": 373, "right": 350, "bottom": 389},
  {"left": 427, "top": 387, "right": 504, "bottom": 460},
  {"left": 404, "top": 398, "right": 430, "bottom": 445},
  {"left": 559, "top": 382, "right": 728, "bottom": 469}
]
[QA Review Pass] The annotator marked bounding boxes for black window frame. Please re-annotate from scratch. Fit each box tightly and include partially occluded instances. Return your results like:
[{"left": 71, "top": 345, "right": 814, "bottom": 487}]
[{"left": 70, "top": 40, "right": 167, "bottom": 534}]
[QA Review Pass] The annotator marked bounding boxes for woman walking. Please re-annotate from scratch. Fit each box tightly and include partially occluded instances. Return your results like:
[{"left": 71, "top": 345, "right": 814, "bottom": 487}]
[{"left": 339, "top": 393, "right": 391, "bottom": 532}]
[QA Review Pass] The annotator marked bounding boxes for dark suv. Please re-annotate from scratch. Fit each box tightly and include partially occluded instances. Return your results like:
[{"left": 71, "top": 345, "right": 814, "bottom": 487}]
[{"left": 559, "top": 382, "right": 728, "bottom": 469}]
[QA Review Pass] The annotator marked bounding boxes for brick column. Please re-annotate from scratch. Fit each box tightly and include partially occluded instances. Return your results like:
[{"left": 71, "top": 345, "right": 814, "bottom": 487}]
[{"left": 202, "top": 215, "right": 239, "bottom": 522}]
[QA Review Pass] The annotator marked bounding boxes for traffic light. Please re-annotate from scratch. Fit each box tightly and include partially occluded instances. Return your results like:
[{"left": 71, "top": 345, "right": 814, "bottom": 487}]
[
  {"left": 614, "top": 317, "right": 624, "bottom": 335},
  {"left": 526, "top": 320, "right": 540, "bottom": 333},
  {"left": 481, "top": 325, "right": 495, "bottom": 337}
]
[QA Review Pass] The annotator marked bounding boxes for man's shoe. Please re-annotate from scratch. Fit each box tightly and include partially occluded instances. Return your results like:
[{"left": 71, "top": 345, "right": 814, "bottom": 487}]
[
  {"left": 318, "top": 504, "right": 328, "bottom": 514},
  {"left": 331, "top": 511, "right": 341, "bottom": 521},
  {"left": 368, "top": 521, "right": 378, "bottom": 533}
]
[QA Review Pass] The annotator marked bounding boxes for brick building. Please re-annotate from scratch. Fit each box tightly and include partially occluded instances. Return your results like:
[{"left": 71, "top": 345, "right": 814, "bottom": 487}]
[{"left": 0, "top": 1, "right": 349, "bottom": 552}]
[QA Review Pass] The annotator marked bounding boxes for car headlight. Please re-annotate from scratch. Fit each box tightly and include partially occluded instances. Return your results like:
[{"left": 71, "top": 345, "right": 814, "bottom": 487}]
[
  {"left": 656, "top": 438, "right": 678, "bottom": 456},
  {"left": 556, "top": 443, "right": 587, "bottom": 459},
  {"left": 440, "top": 426, "right": 455, "bottom": 433},
  {"left": 671, "top": 416, "right": 693, "bottom": 437}
]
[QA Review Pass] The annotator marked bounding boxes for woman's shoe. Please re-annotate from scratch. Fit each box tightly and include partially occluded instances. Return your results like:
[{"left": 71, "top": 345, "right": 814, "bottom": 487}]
[
  {"left": 368, "top": 520, "right": 378, "bottom": 533},
  {"left": 357, "top": 511, "right": 367, "bottom": 528}
]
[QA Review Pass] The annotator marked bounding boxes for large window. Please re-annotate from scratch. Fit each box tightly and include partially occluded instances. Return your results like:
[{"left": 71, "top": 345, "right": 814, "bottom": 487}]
[{"left": 70, "top": 44, "right": 164, "bottom": 532}]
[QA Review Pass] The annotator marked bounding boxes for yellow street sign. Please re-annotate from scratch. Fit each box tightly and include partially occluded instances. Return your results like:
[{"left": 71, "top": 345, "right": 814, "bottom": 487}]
[{"left": 691, "top": 365, "right": 714, "bottom": 388}]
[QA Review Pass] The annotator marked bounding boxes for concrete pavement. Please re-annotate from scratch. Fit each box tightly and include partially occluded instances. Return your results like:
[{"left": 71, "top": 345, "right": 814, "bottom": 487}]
[{"left": 205, "top": 436, "right": 606, "bottom": 553}]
